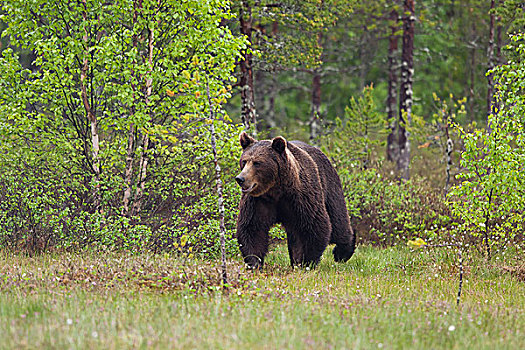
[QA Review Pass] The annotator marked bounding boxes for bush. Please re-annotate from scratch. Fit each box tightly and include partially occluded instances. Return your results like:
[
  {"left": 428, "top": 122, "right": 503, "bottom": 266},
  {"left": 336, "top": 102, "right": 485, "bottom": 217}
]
[
  {"left": 0, "top": 1, "right": 245, "bottom": 257},
  {"left": 0, "top": 119, "right": 242, "bottom": 257},
  {"left": 320, "top": 86, "right": 455, "bottom": 247},
  {"left": 330, "top": 167, "right": 454, "bottom": 246},
  {"left": 448, "top": 33, "right": 525, "bottom": 259}
]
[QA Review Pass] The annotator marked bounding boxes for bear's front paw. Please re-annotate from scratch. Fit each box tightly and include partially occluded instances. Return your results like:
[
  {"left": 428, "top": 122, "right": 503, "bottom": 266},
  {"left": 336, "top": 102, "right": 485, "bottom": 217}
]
[{"left": 244, "top": 255, "right": 264, "bottom": 270}]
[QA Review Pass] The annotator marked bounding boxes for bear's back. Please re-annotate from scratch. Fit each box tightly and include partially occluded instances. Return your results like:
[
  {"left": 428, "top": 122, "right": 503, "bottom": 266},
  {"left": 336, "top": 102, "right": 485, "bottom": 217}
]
[
  {"left": 288, "top": 141, "right": 337, "bottom": 177},
  {"left": 288, "top": 140, "right": 343, "bottom": 198}
]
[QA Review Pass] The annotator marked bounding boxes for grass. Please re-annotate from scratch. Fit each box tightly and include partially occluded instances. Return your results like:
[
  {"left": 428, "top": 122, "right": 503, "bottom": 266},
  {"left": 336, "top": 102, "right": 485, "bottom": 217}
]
[{"left": 0, "top": 244, "right": 523, "bottom": 349}]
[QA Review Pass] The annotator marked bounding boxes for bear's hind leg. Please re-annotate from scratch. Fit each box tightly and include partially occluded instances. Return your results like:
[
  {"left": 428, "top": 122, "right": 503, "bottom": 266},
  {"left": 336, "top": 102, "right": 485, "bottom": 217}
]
[
  {"left": 331, "top": 224, "right": 356, "bottom": 263},
  {"left": 285, "top": 221, "right": 330, "bottom": 268},
  {"left": 325, "top": 192, "right": 356, "bottom": 263}
]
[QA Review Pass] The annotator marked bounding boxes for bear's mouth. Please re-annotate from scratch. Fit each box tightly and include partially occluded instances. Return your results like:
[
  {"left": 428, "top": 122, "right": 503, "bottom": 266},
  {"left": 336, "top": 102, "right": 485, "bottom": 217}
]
[{"left": 242, "top": 183, "right": 257, "bottom": 194}]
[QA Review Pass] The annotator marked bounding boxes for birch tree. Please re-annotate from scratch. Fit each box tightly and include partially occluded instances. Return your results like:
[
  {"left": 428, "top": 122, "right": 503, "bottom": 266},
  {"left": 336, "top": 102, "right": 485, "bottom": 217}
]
[
  {"left": 397, "top": 0, "right": 415, "bottom": 180},
  {"left": 386, "top": 4, "right": 400, "bottom": 162},
  {"left": 486, "top": 0, "right": 497, "bottom": 130},
  {"left": 238, "top": 0, "right": 258, "bottom": 136},
  {"left": 1, "top": 0, "right": 245, "bottom": 218}
]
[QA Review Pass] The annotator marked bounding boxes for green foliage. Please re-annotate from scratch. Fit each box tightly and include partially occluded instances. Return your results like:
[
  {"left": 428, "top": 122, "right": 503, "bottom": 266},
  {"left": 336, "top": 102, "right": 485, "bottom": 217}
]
[
  {"left": 494, "top": 0, "right": 525, "bottom": 33},
  {"left": 319, "top": 86, "right": 453, "bottom": 246},
  {"left": 448, "top": 33, "right": 525, "bottom": 256},
  {"left": 339, "top": 169, "right": 453, "bottom": 246},
  {"left": 0, "top": 1, "right": 246, "bottom": 256},
  {"left": 229, "top": 0, "right": 524, "bottom": 133},
  {"left": 237, "top": 0, "right": 353, "bottom": 70},
  {"left": 146, "top": 121, "right": 243, "bottom": 259},
  {"left": 431, "top": 93, "right": 467, "bottom": 130},
  {"left": 322, "top": 85, "right": 387, "bottom": 170}
]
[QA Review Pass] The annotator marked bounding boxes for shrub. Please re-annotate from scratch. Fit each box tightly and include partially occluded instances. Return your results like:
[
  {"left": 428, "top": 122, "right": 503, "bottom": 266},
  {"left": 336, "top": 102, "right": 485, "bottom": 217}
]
[
  {"left": 321, "top": 86, "right": 455, "bottom": 247},
  {"left": 448, "top": 33, "right": 525, "bottom": 259},
  {"left": 0, "top": 1, "right": 245, "bottom": 257}
]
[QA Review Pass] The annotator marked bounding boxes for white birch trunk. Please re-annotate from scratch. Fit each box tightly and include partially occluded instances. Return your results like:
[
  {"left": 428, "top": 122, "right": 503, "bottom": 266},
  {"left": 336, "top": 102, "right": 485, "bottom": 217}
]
[
  {"left": 486, "top": 0, "right": 496, "bottom": 132},
  {"left": 206, "top": 79, "right": 228, "bottom": 286},
  {"left": 122, "top": 123, "right": 135, "bottom": 215},
  {"left": 444, "top": 125, "right": 453, "bottom": 194},
  {"left": 80, "top": 0, "right": 101, "bottom": 209},
  {"left": 397, "top": 0, "right": 415, "bottom": 180}
]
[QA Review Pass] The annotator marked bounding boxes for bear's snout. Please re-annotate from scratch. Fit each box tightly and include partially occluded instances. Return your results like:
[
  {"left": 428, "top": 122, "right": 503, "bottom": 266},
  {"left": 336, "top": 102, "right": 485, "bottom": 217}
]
[
  {"left": 235, "top": 176, "right": 245, "bottom": 186},
  {"left": 235, "top": 172, "right": 258, "bottom": 194}
]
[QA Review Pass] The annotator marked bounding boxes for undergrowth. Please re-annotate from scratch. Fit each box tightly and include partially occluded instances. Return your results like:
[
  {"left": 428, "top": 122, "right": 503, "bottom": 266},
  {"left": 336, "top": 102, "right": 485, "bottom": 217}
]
[{"left": 0, "top": 245, "right": 523, "bottom": 349}]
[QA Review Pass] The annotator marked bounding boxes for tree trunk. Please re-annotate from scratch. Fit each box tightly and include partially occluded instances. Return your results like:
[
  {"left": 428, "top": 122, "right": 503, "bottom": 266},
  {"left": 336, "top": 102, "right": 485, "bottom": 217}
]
[
  {"left": 397, "top": 0, "right": 415, "bottom": 180},
  {"left": 122, "top": 123, "right": 135, "bottom": 215},
  {"left": 239, "top": 1, "right": 257, "bottom": 136},
  {"left": 443, "top": 111, "right": 453, "bottom": 194},
  {"left": 206, "top": 79, "right": 228, "bottom": 287},
  {"left": 496, "top": 20, "right": 503, "bottom": 65},
  {"left": 309, "top": 68, "right": 322, "bottom": 143},
  {"left": 131, "top": 134, "right": 149, "bottom": 216},
  {"left": 468, "top": 21, "right": 476, "bottom": 123},
  {"left": 263, "top": 22, "right": 279, "bottom": 136},
  {"left": 131, "top": 24, "right": 154, "bottom": 216},
  {"left": 386, "top": 8, "right": 399, "bottom": 162},
  {"left": 265, "top": 73, "right": 277, "bottom": 135},
  {"left": 80, "top": 0, "right": 101, "bottom": 209},
  {"left": 486, "top": 0, "right": 496, "bottom": 131}
]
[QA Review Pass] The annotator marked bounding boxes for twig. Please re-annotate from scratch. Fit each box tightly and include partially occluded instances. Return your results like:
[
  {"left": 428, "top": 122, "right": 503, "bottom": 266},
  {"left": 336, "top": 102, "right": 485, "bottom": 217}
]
[
  {"left": 420, "top": 243, "right": 464, "bottom": 306},
  {"left": 456, "top": 248, "right": 463, "bottom": 306}
]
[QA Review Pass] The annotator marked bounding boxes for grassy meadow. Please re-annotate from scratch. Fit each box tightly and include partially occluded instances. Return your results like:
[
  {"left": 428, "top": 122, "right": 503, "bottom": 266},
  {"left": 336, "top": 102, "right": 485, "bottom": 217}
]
[{"left": 0, "top": 244, "right": 523, "bottom": 349}]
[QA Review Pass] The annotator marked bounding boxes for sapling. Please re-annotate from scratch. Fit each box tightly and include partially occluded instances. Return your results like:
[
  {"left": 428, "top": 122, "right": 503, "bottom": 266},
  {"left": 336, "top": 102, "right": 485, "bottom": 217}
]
[{"left": 206, "top": 77, "right": 228, "bottom": 287}]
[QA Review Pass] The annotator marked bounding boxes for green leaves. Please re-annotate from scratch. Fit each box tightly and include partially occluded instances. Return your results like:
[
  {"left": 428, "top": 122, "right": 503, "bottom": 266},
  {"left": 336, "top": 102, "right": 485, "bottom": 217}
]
[
  {"left": 0, "top": 1, "right": 245, "bottom": 254},
  {"left": 448, "top": 33, "right": 525, "bottom": 255},
  {"left": 324, "top": 85, "right": 387, "bottom": 169}
]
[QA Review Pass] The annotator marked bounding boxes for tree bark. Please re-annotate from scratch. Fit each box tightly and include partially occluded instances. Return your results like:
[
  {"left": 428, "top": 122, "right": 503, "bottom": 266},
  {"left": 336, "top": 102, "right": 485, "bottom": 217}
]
[
  {"left": 131, "top": 134, "right": 149, "bottom": 216},
  {"left": 265, "top": 73, "right": 277, "bottom": 135},
  {"left": 443, "top": 111, "right": 453, "bottom": 194},
  {"left": 309, "top": 68, "right": 322, "bottom": 143},
  {"left": 80, "top": 0, "right": 101, "bottom": 209},
  {"left": 496, "top": 19, "right": 503, "bottom": 66},
  {"left": 264, "top": 22, "right": 279, "bottom": 136},
  {"left": 486, "top": 0, "right": 496, "bottom": 131},
  {"left": 386, "top": 8, "right": 399, "bottom": 162},
  {"left": 468, "top": 21, "right": 477, "bottom": 123},
  {"left": 122, "top": 123, "right": 135, "bottom": 215},
  {"left": 239, "top": 1, "right": 257, "bottom": 136},
  {"left": 397, "top": 0, "right": 415, "bottom": 180}
]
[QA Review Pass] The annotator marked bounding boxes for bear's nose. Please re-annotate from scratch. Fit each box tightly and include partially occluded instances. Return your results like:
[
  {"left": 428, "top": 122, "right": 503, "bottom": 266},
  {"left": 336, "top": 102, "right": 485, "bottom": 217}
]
[{"left": 235, "top": 176, "right": 245, "bottom": 186}]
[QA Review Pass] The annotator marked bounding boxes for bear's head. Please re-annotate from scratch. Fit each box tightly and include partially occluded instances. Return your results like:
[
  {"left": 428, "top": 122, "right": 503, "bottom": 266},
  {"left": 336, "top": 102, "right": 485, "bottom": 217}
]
[{"left": 235, "top": 131, "right": 287, "bottom": 197}]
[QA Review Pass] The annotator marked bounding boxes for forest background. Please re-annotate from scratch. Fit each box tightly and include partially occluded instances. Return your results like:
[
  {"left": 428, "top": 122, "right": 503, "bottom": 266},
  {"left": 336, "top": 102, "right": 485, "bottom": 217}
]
[
  {"left": 0, "top": 0, "right": 524, "bottom": 262},
  {"left": 1, "top": 2, "right": 525, "bottom": 348}
]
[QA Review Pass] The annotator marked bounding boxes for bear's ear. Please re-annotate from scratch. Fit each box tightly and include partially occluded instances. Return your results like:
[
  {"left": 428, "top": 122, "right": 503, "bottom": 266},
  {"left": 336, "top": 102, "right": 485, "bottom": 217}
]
[
  {"left": 271, "top": 136, "right": 287, "bottom": 154},
  {"left": 240, "top": 131, "right": 256, "bottom": 149}
]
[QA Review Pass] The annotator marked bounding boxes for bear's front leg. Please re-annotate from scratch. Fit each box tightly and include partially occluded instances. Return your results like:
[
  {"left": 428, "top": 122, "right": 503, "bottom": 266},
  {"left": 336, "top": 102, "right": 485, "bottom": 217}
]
[{"left": 236, "top": 196, "right": 276, "bottom": 269}]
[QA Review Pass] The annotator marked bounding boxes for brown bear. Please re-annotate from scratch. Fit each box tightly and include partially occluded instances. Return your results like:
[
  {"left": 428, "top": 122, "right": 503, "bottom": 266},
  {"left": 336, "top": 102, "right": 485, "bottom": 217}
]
[{"left": 235, "top": 131, "right": 356, "bottom": 269}]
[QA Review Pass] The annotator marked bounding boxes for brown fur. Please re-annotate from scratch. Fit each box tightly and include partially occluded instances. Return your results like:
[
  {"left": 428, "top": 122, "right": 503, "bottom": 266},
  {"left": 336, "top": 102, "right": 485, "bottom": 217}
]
[{"left": 235, "top": 132, "right": 356, "bottom": 269}]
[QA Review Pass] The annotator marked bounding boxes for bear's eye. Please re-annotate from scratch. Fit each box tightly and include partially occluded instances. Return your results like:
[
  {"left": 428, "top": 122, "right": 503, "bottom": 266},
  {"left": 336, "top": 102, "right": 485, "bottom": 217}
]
[
  {"left": 241, "top": 160, "right": 247, "bottom": 168},
  {"left": 252, "top": 161, "right": 261, "bottom": 167}
]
